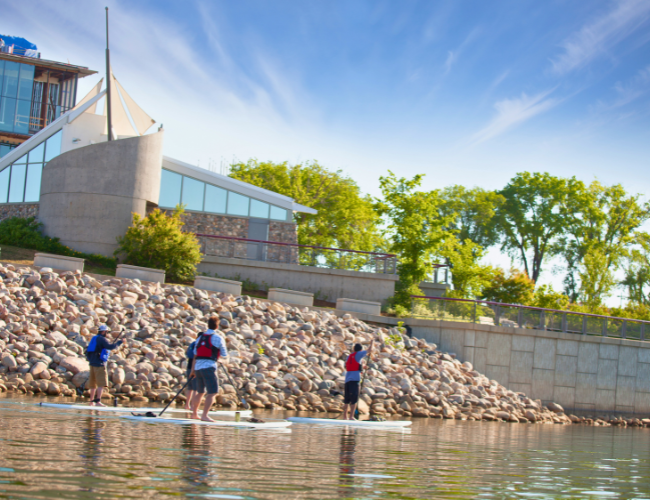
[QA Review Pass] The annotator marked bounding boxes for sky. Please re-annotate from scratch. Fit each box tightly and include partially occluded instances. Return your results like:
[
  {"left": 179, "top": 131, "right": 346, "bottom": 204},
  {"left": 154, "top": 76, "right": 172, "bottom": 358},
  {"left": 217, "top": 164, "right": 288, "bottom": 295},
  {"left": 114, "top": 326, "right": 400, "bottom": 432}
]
[{"left": 4, "top": 0, "right": 650, "bottom": 296}]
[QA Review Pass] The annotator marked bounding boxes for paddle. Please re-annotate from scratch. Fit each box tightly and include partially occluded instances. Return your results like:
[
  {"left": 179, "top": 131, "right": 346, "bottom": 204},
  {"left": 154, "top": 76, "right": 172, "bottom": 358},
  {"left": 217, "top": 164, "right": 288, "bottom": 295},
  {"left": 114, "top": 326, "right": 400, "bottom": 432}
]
[
  {"left": 218, "top": 363, "right": 250, "bottom": 410},
  {"left": 131, "top": 379, "right": 190, "bottom": 418}
]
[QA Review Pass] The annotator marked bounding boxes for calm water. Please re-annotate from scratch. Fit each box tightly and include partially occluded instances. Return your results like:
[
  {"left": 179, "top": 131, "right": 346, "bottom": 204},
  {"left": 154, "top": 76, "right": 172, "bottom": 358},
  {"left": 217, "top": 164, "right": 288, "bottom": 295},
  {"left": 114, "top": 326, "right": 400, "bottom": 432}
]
[{"left": 1, "top": 395, "right": 650, "bottom": 499}]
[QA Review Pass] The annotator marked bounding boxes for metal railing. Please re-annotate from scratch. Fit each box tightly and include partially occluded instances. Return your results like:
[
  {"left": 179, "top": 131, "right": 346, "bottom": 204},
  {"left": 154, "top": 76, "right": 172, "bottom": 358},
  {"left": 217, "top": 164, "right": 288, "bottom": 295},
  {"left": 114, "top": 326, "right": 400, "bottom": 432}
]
[
  {"left": 423, "top": 264, "right": 452, "bottom": 285},
  {"left": 0, "top": 43, "right": 40, "bottom": 58},
  {"left": 411, "top": 295, "right": 649, "bottom": 340},
  {"left": 196, "top": 233, "right": 398, "bottom": 274}
]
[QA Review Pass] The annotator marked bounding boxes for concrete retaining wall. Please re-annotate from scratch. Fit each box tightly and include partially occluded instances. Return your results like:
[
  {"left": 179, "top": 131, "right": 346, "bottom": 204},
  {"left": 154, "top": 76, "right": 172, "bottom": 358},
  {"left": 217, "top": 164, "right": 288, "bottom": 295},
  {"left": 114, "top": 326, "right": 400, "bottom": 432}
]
[
  {"left": 34, "top": 253, "right": 84, "bottom": 272},
  {"left": 194, "top": 276, "right": 242, "bottom": 295},
  {"left": 197, "top": 255, "right": 398, "bottom": 304},
  {"left": 39, "top": 132, "right": 164, "bottom": 257},
  {"left": 116, "top": 264, "right": 165, "bottom": 284}
]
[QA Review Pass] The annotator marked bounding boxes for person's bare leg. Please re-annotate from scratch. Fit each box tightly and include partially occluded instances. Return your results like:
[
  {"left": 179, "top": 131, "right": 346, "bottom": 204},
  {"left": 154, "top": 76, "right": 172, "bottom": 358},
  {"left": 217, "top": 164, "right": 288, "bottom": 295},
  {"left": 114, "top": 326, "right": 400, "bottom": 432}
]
[
  {"left": 349, "top": 403, "right": 357, "bottom": 420},
  {"left": 201, "top": 394, "right": 216, "bottom": 422},
  {"left": 185, "top": 390, "right": 195, "bottom": 410},
  {"left": 95, "top": 387, "right": 106, "bottom": 406},
  {"left": 191, "top": 392, "right": 204, "bottom": 419},
  {"left": 342, "top": 403, "right": 349, "bottom": 420},
  {"left": 88, "top": 388, "right": 97, "bottom": 406}
]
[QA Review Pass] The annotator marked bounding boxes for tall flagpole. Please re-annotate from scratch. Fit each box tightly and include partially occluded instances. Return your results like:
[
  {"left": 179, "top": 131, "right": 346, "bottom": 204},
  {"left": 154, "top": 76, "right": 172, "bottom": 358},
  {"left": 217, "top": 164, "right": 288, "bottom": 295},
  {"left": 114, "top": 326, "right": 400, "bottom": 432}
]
[{"left": 105, "top": 7, "right": 113, "bottom": 141}]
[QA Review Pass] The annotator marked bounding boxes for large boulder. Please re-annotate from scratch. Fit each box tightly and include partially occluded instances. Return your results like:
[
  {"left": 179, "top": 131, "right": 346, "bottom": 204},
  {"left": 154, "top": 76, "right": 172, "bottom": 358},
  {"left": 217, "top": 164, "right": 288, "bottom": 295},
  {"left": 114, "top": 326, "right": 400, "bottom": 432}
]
[
  {"left": 72, "top": 371, "right": 89, "bottom": 388},
  {"left": 1, "top": 355, "right": 17, "bottom": 369},
  {"left": 30, "top": 362, "right": 48, "bottom": 378},
  {"left": 60, "top": 356, "right": 89, "bottom": 375}
]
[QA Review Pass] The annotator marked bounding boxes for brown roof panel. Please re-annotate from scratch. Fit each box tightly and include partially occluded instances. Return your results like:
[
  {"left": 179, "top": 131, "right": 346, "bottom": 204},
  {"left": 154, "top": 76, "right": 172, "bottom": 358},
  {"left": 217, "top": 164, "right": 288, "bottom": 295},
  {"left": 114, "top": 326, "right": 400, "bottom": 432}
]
[{"left": 0, "top": 53, "right": 97, "bottom": 77}]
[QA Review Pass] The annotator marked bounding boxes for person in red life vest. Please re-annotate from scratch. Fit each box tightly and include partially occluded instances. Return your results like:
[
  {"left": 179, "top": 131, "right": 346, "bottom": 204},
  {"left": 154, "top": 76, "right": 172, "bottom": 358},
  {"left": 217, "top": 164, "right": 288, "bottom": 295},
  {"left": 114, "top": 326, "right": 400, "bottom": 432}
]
[
  {"left": 342, "top": 340, "right": 374, "bottom": 420},
  {"left": 189, "top": 317, "right": 228, "bottom": 422}
]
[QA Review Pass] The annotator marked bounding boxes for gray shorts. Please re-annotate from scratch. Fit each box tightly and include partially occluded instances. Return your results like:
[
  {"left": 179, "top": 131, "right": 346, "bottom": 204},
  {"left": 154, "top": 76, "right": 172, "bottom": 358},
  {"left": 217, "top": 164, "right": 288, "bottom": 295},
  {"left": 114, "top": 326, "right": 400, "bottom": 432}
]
[{"left": 194, "top": 367, "right": 219, "bottom": 394}]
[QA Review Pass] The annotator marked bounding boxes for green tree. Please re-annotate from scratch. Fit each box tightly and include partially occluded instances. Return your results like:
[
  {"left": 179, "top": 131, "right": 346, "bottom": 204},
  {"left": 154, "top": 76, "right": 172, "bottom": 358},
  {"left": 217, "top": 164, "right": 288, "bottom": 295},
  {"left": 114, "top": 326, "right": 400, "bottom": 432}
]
[
  {"left": 532, "top": 284, "right": 570, "bottom": 310},
  {"left": 229, "top": 160, "right": 382, "bottom": 251},
  {"left": 115, "top": 206, "right": 202, "bottom": 282},
  {"left": 439, "top": 238, "right": 497, "bottom": 299},
  {"left": 375, "top": 172, "right": 452, "bottom": 311},
  {"left": 559, "top": 181, "right": 650, "bottom": 305},
  {"left": 481, "top": 267, "right": 535, "bottom": 305},
  {"left": 496, "top": 172, "right": 581, "bottom": 283},
  {"left": 437, "top": 186, "right": 504, "bottom": 249},
  {"left": 623, "top": 232, "right": 650, "bottom": 306}
]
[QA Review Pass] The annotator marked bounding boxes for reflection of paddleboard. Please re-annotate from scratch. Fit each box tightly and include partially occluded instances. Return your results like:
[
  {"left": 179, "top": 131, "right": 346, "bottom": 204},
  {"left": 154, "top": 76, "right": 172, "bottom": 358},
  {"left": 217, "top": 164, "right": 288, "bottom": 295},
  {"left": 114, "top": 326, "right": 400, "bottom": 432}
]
[
  {"left": 287, "top": 417, "right": 411, "bottom": 428},
  {"left": 121, "top": 415, "right": 292, "bottom": 429},
  {"left": 37, "top": 403, "right": 252, "bottom": 417}
]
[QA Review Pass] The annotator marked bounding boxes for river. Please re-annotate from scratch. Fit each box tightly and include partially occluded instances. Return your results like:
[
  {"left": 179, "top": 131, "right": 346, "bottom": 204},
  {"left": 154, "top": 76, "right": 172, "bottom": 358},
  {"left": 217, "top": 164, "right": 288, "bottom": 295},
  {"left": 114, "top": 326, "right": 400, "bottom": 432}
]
[{"left": 0, "top": 395, "right": 649, "bottom": 499}]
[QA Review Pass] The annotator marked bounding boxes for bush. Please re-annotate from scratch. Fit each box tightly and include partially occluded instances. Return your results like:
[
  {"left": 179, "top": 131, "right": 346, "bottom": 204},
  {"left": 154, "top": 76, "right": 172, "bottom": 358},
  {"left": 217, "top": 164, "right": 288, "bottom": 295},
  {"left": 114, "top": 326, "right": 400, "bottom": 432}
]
[
  {"left": 0, "top": 217, "right": 116, "bottom": 268},
  {"left": 115, "top": 206, "right": 202, "bottom": 282}
]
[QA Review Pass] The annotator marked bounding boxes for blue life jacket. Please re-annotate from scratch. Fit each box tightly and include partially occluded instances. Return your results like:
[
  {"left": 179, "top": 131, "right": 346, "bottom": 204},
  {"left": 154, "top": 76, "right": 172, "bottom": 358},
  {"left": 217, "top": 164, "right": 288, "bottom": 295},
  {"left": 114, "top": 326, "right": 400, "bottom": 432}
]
[
  {"left": 186, "top": 340, "right": 197, "bottom": 361},
  {"left": 86, "top": 335, "right": 109, "bottom": 364}
]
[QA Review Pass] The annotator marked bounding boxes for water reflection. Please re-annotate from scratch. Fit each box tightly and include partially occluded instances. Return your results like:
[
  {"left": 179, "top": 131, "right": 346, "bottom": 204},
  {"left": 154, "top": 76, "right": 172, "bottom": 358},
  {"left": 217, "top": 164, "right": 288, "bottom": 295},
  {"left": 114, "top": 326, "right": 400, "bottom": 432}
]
[
  {"left": 338, "top": 427, "right": 356, "bottom": 496},
  {"left": 182, "top": 424, "right": 214, "bottom": 490}
]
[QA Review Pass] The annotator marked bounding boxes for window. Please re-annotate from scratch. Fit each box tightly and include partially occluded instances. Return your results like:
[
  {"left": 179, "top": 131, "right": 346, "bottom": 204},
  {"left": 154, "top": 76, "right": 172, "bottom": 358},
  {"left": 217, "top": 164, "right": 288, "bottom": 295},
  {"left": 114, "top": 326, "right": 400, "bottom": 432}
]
[
  {"left": 270, "top": 206, "right": 288, "bottom": 221},
  {"left": 227, "top": 191, "right": 249, "bottom": 216},
  {"left": 8, "top": 163, "right": 26, "bottom": 202},
  {"left": 204, "top": 184, "right": 227, "bottom": 214},
  {"left": 181, "top": 176, "right": 204, "bottom": 211},
  {"left": 24, "top": 163, "right": 42, "bottom": 202},
  {"left": 44, "top": 131, "right": 62, "bottom": 162},
  {"left": 0, "top": 167, "right": 9, "bottom": 203},
  {"left": 2, "top": 62, "right": 19, "bottom": 98},
  {"left": 17, "top": 65, "right": 34, "bottom": 100},
  {"left": 28, "top": 141, "right": 45, "bottom": 163},
  {"left": 0, "top": 96, "right": 16, "bottom": 133},
  {"left": 250, "top": 199, "right": 270, "bottom": 218},
  {"left": 159, "top": 169, "right": 182, "bottom": 208}
]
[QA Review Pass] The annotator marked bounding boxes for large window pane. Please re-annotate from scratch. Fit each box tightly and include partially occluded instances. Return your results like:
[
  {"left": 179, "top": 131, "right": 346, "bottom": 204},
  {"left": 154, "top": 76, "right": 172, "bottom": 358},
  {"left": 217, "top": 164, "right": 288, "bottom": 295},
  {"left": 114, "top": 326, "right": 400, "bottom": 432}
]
[
  {"left": 181, "top": 176, "right": 204, "bottom": 211},
  {"left": 0, "top": 97, "right": 16, "bottom": 132},
  {"left": 28, "top": 141, "right": 45, "bottom": 163},
  {"left": 250, "top": 199, "right": 270, "bottom": 218},
  {"left": 14, "top": 98, "right": 30, "bottom": 134},
  {"left": 44, "top": 130, "right": 62, "bottom": 162},
  {"left": 159, "top": 169, "right": 182, "bottom": 208},
  {"left": 0, "top": 61, "right": 5, "bottom": 96},
  {"left": 24, "top": 163, "right": 42, "bottom": 202},
  {"left": 270, "top": 205, "right": 288, "bottom": 221},
  {"left": 2, "top": 62, "right": 19, "bottom": 98},
  {"left": 13, "top": 153, "right": 27, "bottom": 164},
  {"left": 8, "top": 163, "right": 26, "bottom": 202},
  {"left": 204, "top": 184, "right": 227, "bottom": 214},
  {"left": 17, "top": 64, "right": 34, "bottom": 100},
  {"left": 0, "top": 167, "right": 9, "bottom": 203},
  {"left": 227, "top": 192, "right": 249, "bottom": 216}
]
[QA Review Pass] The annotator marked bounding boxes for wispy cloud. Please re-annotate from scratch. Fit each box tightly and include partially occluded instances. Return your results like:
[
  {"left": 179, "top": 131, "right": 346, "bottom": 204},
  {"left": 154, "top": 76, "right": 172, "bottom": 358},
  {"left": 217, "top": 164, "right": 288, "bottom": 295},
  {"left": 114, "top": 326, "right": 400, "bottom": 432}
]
[
  {"left": 471, "top": 89, "right": 559, "bottom": 144},
  {"left": 592, "top": 64, "right": 650, "bottom": 113},
  {"left": 443, "top": 28, "right": 480, "bottom": 75},
  {"left": 551, "top": 0, "right": 650, "bottom": 75}
]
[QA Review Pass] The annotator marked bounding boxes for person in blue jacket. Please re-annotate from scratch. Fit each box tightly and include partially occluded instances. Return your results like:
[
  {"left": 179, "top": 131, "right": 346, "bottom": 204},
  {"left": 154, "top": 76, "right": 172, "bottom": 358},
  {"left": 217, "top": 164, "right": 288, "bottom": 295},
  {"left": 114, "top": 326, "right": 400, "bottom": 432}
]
[{"left": 86, "top": 325, "right": 123, "bottom": 407}]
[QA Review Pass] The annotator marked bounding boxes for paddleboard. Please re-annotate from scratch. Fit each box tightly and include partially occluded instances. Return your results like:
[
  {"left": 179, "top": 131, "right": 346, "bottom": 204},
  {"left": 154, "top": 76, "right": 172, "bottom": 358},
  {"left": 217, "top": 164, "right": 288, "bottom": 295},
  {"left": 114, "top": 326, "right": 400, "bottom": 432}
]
[
  {"left": 37, "top": 403, "right": 252, "bottom": 417},
  {"left": 287, "top": 417, "right": 411, "bottom": 428},
  {"left": 121, "top": 415, "right": 292, "bottom": 429}
]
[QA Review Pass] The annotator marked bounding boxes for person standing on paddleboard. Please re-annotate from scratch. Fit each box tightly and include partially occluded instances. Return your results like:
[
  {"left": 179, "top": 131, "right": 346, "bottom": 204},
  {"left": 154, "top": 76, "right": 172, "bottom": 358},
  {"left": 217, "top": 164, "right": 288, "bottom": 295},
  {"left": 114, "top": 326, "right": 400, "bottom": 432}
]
[
  {"left": 189, "top": 317, "right": 228, "bottom": 422},
  {"left": 342, "top": 340, "right": 374, "bottom": 420},
  {"left": 85, "top": 325, "right": 123, "bottom": 407}
]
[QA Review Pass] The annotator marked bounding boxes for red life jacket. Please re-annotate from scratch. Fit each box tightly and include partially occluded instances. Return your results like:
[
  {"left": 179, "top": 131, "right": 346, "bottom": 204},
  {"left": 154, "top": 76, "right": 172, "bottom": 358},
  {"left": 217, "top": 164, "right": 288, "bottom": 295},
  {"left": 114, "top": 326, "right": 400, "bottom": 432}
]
[
  {"left": 195, "top": 333, "right": 221, "bottom": 361},
  {"left": 346, "top": 352, "right": 362, "bottom": 372}
]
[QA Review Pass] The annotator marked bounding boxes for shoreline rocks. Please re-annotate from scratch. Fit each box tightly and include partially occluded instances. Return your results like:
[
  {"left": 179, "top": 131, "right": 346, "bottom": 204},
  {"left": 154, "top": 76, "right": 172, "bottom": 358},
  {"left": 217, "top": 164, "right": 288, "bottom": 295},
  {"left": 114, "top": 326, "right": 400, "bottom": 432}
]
[{"left": 0, "top": 262, "right": 647, "bottom": 428}]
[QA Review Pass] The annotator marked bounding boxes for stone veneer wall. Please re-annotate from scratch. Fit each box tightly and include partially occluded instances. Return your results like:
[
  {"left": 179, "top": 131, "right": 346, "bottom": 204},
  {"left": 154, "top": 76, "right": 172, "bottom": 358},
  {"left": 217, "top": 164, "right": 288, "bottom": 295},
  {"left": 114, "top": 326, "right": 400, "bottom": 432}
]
[{"left": 0, "top": 203, "right": 39, "bottom": 222}]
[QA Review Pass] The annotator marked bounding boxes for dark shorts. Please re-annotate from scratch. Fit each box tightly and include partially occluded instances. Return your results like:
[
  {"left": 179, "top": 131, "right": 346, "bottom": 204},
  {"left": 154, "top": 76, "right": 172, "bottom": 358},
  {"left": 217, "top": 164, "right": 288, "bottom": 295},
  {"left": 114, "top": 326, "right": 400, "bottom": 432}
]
[
  {"left": 344, "top": 381, "right": 359, "bottom": 405},
  {"left": 194, "top": 367, "right": 219, "bottom": 395}
]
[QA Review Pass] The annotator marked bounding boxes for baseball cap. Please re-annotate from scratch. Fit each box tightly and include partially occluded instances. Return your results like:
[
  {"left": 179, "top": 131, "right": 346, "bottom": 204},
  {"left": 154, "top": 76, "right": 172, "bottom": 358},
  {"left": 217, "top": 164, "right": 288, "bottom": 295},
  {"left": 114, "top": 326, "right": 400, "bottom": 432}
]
[{"left": 98, "top": 325, "right": 109, "bottom": 332}]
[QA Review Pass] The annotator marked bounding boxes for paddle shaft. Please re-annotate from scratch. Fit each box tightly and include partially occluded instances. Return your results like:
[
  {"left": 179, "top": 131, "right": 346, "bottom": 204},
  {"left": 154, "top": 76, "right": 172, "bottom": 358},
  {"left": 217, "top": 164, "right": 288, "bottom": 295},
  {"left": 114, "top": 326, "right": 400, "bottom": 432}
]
[
  {"left": 219, "top": 363, "right": 249, "bottom": 410},
  {"left": 158, "top": 379, "right": 190, "bottom": 417}
]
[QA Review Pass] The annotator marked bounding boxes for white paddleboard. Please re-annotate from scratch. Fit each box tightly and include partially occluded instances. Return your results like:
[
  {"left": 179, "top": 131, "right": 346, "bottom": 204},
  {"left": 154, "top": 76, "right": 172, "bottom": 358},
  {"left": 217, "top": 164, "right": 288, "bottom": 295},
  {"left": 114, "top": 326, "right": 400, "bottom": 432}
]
[
  {"left": 121, "top": 415, "right": 292, "bottom": 429},
  {"left": 287, "top": 417, "right": 411, "bottom": 428},
  {"left": 37, "top": 403, "right": 252, "bottom": 417}
]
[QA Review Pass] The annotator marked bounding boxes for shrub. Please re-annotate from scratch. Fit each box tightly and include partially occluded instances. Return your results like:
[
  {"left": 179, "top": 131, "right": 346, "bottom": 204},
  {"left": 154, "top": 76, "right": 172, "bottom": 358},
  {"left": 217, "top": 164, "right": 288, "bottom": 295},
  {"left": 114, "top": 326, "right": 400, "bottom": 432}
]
[
  {"left": 115, "top": 206, "right": 202, "bottom": 282},
  {"left": 0, "top": 217, "right": 116, "bottom": 268}
]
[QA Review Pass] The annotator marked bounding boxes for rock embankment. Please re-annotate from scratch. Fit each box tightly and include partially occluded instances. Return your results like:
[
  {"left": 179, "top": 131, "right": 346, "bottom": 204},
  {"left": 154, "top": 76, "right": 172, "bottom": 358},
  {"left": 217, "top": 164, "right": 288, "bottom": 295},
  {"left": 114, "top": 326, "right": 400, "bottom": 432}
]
[{"left": 0, "top": 263, "right": 647, "bottom": 427}]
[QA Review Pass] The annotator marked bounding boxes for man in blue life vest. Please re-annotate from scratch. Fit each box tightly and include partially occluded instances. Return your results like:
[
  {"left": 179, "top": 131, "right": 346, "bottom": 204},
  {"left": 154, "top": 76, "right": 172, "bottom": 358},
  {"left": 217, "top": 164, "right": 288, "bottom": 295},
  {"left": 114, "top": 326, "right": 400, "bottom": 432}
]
[
  {"left": 342, "top": 340, "right": 374, "bottom": 420},
  {"left": 86, "top": 325, "right": 123, "bottom": 407},
  {"left": 189, "top": 317, "right": 228, "bottom": 422}
]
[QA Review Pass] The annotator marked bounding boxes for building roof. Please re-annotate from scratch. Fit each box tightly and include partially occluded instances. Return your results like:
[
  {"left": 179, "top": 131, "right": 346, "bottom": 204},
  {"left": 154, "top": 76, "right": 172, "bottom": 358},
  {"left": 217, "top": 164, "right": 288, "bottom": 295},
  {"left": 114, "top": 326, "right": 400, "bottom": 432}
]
[
  {"left": 0, "top": 53, "right": 97, "bottom": 77},
  {"left": 162, "top": 156, "right": 317, "bottom": 215}
]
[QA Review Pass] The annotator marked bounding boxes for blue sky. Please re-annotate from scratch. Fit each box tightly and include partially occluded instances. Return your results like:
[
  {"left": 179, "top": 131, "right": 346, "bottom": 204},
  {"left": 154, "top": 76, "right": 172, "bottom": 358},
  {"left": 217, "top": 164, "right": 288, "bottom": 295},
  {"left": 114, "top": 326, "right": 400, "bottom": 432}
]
[{"left": 5, "top": 0, "right": 650, "bottom": 293}]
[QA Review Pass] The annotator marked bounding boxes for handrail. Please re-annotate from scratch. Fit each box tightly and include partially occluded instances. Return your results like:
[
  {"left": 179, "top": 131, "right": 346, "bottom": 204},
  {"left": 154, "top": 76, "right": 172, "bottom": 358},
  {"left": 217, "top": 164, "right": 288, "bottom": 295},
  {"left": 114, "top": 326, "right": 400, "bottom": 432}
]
[
  {"left": 411, "top": 295, "right": 650, "bottom": 325},
  {"left": 195, "top": 233, "right": 396, "bottom": 259}
]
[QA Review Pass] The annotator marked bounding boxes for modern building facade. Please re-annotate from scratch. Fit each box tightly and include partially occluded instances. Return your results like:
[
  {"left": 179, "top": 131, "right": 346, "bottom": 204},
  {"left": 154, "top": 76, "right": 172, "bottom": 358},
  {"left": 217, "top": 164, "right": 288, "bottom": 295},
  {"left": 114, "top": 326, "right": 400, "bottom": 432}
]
[{"left": 0, "top": 46, "right": 315, "bottom": 257}]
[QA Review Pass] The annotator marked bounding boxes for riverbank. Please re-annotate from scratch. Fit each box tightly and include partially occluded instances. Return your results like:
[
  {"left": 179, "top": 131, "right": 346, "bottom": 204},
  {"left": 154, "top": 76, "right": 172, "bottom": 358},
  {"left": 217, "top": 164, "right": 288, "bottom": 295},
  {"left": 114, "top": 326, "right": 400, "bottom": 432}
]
[{"left": 1, "top": 262, "right": 650, "bottom": 428}]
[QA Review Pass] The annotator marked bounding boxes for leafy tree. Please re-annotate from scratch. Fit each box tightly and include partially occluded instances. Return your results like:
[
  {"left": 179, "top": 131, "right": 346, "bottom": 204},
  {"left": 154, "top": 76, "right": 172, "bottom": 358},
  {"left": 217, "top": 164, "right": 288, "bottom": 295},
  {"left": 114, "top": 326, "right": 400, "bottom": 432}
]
[
  {"left": 438, "top": 238, "right": 496, "bottom": 299},
  {"left": 496, "top": 172, "right": 581, "bottom": 283},
  {"left": 623, "top": 232, "right": 650, "bottom": 305},
  {"left": 375, "top": 172, "right": 452, "bottom": 311},
  {"left": 437, "top": 186, "right": 504, "bottom": 249},
  {"left": 559, "top": 181, "right": 650, "bottom": 304},
  {"left": 532, "top": 284, "right": 570, "bottom": 310},
  {"left": 115, "top": 206, "right": 202, "bottom": 282},
  {"left": 229, "top": 160, "right": 382, "bottom": 251},
  {"left": 481, "top": 267, "right": 535, "bottom": 305}
]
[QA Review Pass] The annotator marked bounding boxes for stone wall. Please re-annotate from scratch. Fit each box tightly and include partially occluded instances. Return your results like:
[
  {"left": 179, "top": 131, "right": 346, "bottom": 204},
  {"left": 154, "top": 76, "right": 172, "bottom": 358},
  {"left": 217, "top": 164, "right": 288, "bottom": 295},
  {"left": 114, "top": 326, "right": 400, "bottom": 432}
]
[{"left": 0, "top": 203, "right": 39, "bottom": 222}]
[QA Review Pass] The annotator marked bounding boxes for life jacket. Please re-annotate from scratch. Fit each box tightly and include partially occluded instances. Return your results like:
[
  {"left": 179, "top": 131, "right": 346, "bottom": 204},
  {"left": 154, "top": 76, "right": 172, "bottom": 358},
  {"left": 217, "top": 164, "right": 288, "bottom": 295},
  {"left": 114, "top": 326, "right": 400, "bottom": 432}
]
[
  {"left": 195, "top": 333, "right": 221, "bottom": 361},
  {"left": 86, "top": 335, "right": 109, "bottom": 364},
  {"left": 185, "top": 340, "right": 197, "bottom": 360},
  {"left": 346, "top": 352, "right": 362, "bottom": 373}
]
